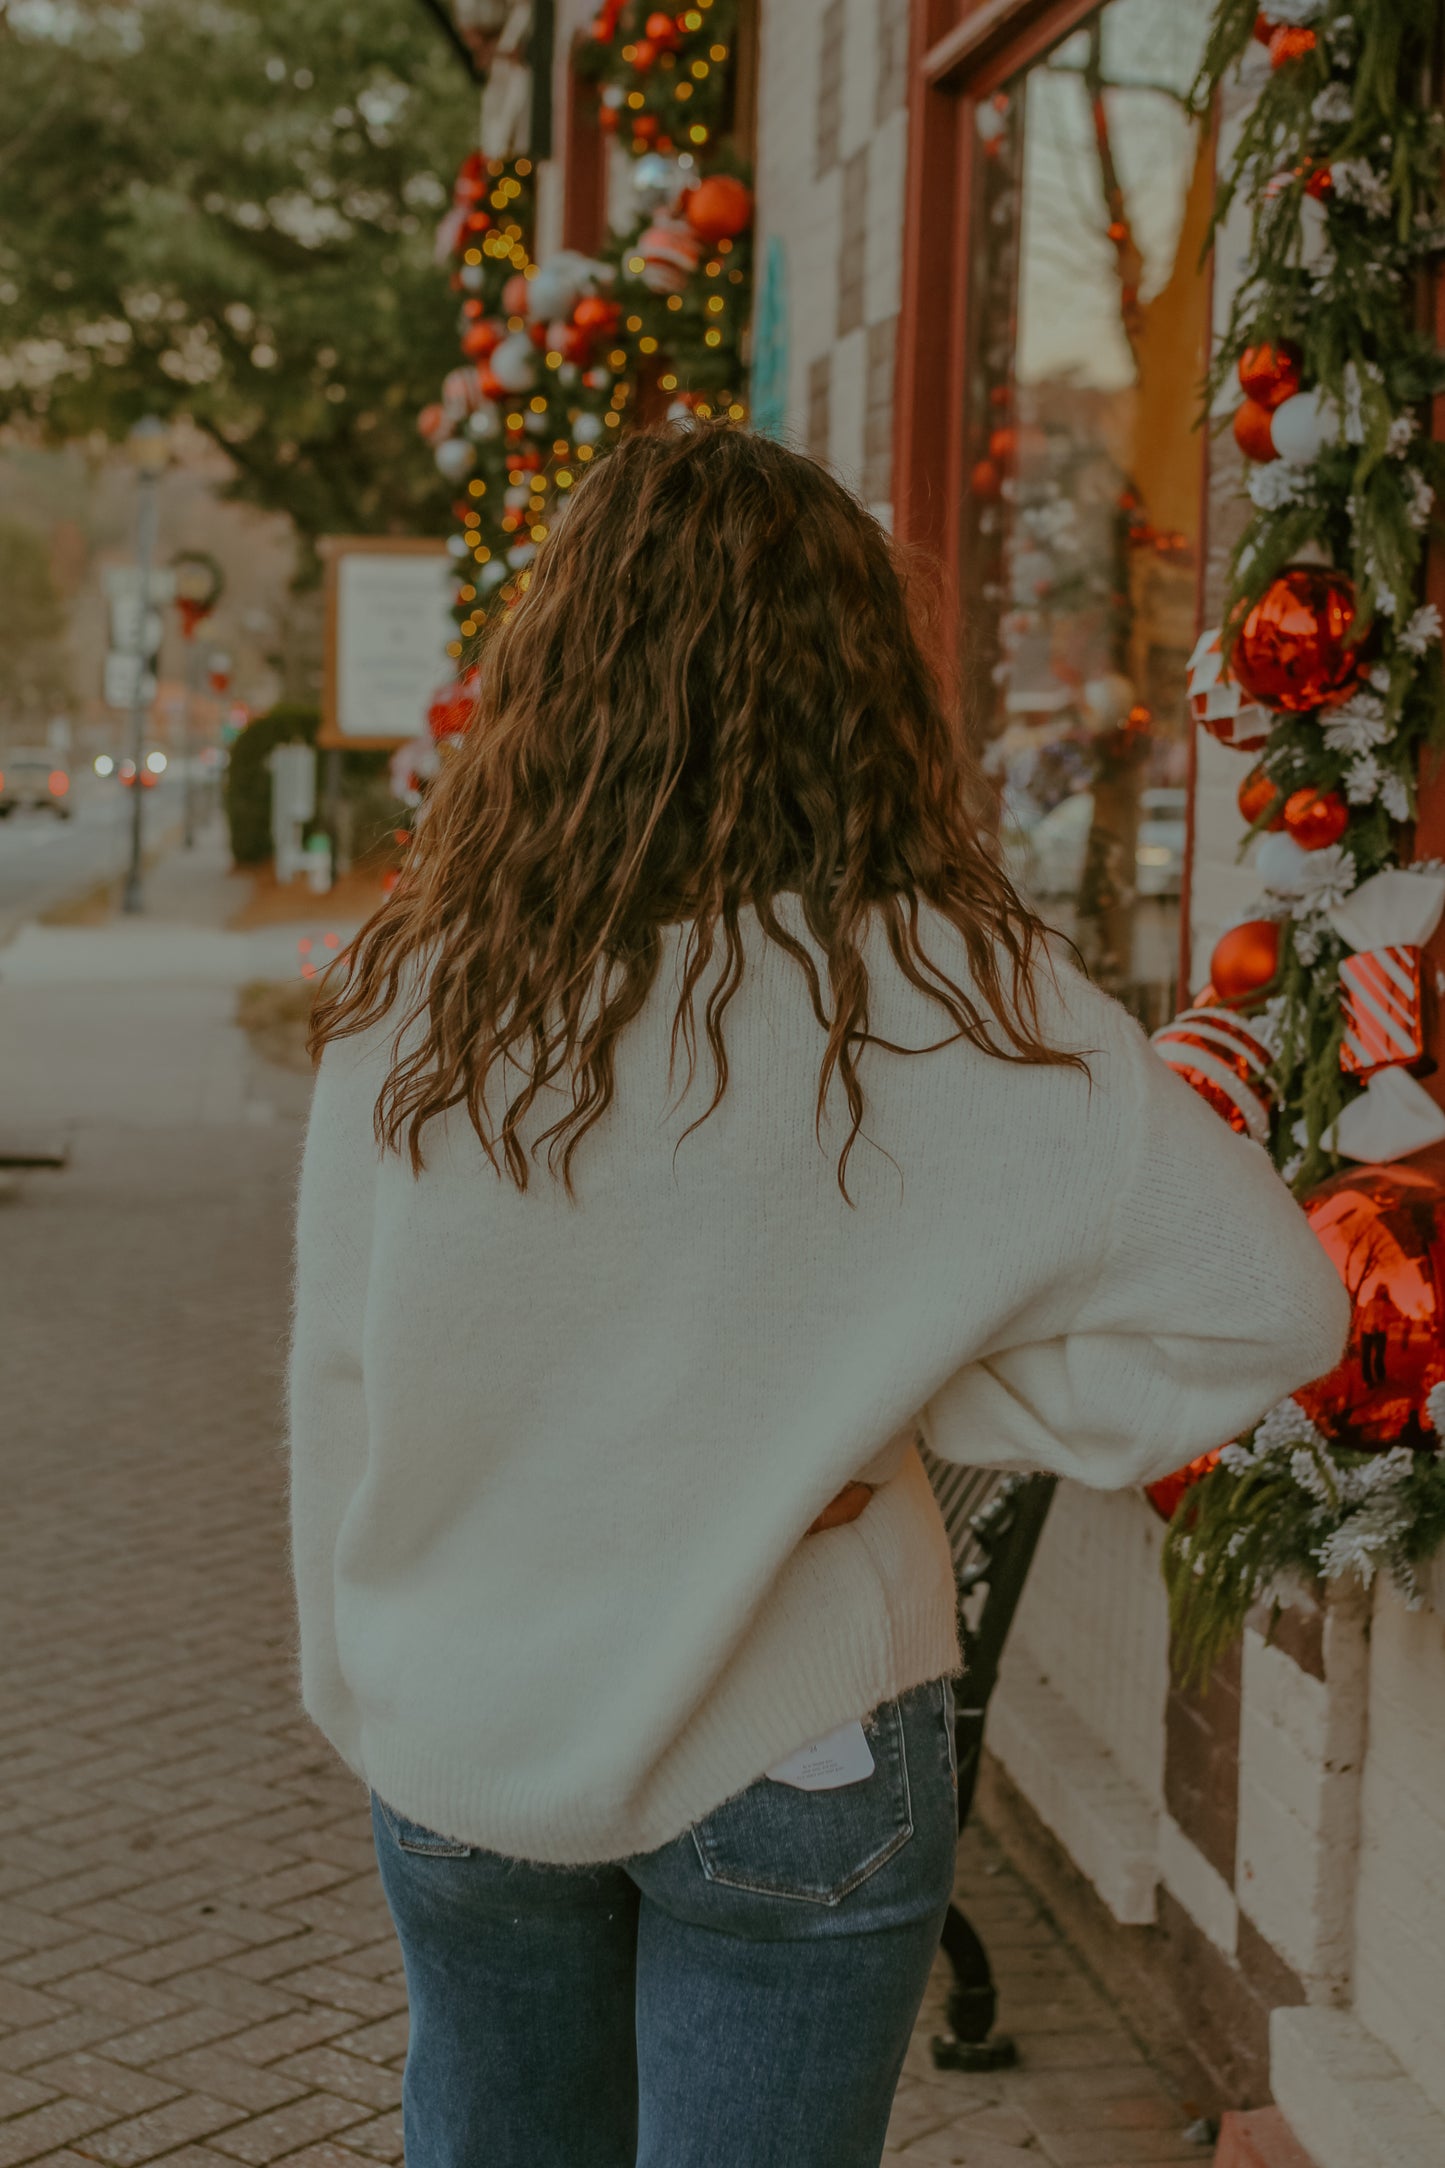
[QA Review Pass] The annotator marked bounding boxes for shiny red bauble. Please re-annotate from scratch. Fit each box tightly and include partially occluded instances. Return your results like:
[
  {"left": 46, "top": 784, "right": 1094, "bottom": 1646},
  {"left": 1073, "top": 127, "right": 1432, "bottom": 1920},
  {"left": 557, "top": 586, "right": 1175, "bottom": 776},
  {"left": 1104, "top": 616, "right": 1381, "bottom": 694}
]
[
  {"left": 1238, "top": 767, "right": 1286, "bottom": 830},
  {"left": 1145, "top": 1450, "right": 1224, "bottom": 1521},
  {"left": 1237, "top": 341, "right": 1303, "bottom": 410},
  {"left": 1270, "top": 23, "right": 1317, "bottom": 64},
  {"left": 573, "top": 294, "right": 620, "bottom": 332},
  {"left": 644, "top": 10, "right": 680, "bottom": 43},
  {"left": 461, "top": 319, "right": 504, "bottom": 360},
  {"left": 1233, "top": 399, "right": 1278, "bottom": 463},
  {"left": 631, "top": 36, "right": 658, "bottom": 67},
  {"left": 1232, "top": 568, "right": 1362, "bottom": 714},
  {"left": 1210, "top": 918, "right": 1282, "bottom": 1008},
  {"left": 970, "top": 459, "right": 1002, "bottom": 500},
  {"left": 684, "top": 174, "right": 754, "bottom": 242},
  {"left": 1295, "top": 1143, "right": 1445, "bottom": 1449},
  {"left": 1283, "top": 786, "right": 1349, "bottom": 851},
  {"left": 502, "top": 272, "right": 532, "bottom": 319}
]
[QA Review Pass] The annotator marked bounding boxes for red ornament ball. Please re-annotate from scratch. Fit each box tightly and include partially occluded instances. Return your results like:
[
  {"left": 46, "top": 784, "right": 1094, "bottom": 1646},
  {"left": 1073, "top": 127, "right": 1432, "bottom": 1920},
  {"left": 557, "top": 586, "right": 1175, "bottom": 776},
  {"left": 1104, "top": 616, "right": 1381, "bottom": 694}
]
[
  {"left": 1304, "top": 164, "right": 1334, "bottom": 200},
  {"left": 461, "top": 319, "right": 503, "bottom": 360},
  {"left": 971, "top": 459, "right": 1002, "bottom": 500},
  {"left": 1270, "top": 23, "right": 1317, "bottom": 64},
  {"left": 1232, "top": 568, "right": 1362, "bottom": 714},
  {"left": 644, "top": 9, "right": 679, "bottom": 43},
  {"left": 572, "top": 293, "right": 620, "bottom": 332},
  {"left": 1232, "top": 399, "right": 1278, "bottom": 463},
  {"left": 1237, "top": 341, "right": 1303, "bottom": 410},
  {"left": 1210, "top": 919, "right": 1281, "bottom": 1008},
  {"left": 1283, "top": 786, "right": 1349, "bottom": 851},
  {"left": 632, "top": 113, "right": 661, "bottom": 143},
  {"left": 1252, "top": 11, "right": 1275, "bottom": 40},
  {"left": 1295, "top": 1143, "right": 1445, "bottom": 1450},
  {"left": 1238, "top": 767, "right": 1286, "bottom": 830},
  {"left": 685, "top": 174, "right": 754, "bottom": 243},
  {"left": 1145, "top": 1450, "right": 1224, "bottom": 1521},
  {"left": 632, "top": 35, "right": 658, "bottom": 68},
  {"left": 502, "top": 272, "right": 532, "bottom": 320}
]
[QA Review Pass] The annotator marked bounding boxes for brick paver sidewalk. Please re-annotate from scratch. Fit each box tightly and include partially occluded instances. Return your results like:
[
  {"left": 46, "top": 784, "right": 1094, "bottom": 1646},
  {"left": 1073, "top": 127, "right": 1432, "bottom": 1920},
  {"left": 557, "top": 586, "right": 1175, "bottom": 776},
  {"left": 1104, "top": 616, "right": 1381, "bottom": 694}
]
[{"left": 1, "top": 1023, "right": 1209, "bottom": 2167}]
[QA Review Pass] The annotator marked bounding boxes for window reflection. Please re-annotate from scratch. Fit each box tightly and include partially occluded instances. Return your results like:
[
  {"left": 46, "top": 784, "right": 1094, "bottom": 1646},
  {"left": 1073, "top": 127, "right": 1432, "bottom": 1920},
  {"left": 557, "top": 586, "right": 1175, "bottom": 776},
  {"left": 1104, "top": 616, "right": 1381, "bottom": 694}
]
[{"left": 964, "top": 0, "right": 1212, "bottom": 1028}]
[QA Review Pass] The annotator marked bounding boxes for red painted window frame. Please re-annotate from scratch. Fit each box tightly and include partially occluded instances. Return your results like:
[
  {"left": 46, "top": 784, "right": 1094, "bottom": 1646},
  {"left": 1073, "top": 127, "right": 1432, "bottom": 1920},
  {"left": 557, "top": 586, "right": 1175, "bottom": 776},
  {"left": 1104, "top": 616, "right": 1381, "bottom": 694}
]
[
  {"left": 893, "top": 0, "right": 1211, "bottom": 996},
  {"left": 562, "top": 49, "right": 611, "bottom": 256}
]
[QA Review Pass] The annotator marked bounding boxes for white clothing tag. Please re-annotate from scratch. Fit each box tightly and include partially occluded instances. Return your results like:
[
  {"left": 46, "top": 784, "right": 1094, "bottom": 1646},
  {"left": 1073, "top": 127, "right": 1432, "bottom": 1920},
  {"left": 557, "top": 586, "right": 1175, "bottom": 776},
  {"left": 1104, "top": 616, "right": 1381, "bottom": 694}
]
[{"left": 765, "top": 1719, "right": 875, "bottom": 1791}]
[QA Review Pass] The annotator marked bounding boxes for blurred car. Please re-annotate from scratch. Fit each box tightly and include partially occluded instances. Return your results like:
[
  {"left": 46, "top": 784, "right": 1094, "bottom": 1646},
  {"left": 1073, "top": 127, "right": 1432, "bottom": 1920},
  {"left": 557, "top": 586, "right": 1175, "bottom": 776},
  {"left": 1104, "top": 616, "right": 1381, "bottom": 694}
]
[
  {"left": 1134, "top": 787, "right": 1187, "bottom": 898},
  {"left": 0, "top": 749, "right": 73, "bottom": 818},
  {"left": 114, "top": 751, "right": 168, "bottom": 790}
]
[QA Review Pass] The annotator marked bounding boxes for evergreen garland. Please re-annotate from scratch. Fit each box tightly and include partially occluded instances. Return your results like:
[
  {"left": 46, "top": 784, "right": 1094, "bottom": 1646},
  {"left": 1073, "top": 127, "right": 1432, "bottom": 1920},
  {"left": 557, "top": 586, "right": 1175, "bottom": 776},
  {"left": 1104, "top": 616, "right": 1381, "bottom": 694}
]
[{"left": 1160, "top": 0, "right": 1445, "bottom": 1681}]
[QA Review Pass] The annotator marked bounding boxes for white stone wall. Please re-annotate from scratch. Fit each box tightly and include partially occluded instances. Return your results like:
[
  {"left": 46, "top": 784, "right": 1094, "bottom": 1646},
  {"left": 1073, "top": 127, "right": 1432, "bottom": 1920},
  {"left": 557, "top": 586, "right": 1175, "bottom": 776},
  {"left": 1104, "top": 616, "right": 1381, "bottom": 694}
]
[{"left": 1352, "top": 1573, "right": 1445, "bottom": 2121}]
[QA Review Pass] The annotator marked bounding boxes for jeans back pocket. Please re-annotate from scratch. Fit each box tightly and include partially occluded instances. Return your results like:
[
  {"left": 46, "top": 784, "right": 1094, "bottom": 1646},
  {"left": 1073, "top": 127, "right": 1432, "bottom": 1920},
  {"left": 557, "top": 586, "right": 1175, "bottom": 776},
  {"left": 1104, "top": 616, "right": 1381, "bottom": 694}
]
[
  {"left": 691, "top": 1698, "right": 913, "bottom": 1906},
  {"left": 373, "top": 1793, "right": 475, "bottom": 1858}
]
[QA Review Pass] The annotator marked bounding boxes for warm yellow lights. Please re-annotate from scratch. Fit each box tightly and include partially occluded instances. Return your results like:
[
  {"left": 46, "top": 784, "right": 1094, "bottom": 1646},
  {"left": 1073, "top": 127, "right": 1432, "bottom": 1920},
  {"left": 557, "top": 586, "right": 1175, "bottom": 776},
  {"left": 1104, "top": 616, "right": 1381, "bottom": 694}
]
[
  {"left": 556, "top": 469, "right": 573, "bottom": 487},
  {"left": 507, "top": 411, "right": 524, "bottom": 428},
  {"left": 458, "top": 584, "right": 476, "bottom": 602},
  {"left": 628, "top": 255, "right": 645, "bottom": 272},
  {"left": 578, "top": 443, "right": 596, "bottom": 461},
  {"left": 604, "top": 411, "right": 621, "bottom": 427},
  {"left": 691, "top": 59, "right": 709, "bottom": 77},
  {"left": 682, "top": 6, "right": 701, "bottom": 20},
  {"left": 545, "top": 350, "right": 562, "bottom": 368},
  {"left": 460, "top": 618, "right": 478, "bottom": 636},
  {"left": 689, "top": 123, "right": 708, "bottom": 143},
  {"left": 666, "top": 293, "right": 683, "bottom": 310},
  {"left": 475, "top": 545, "right": 491, "bottom": 562},
  {"left": 675, "top": 81, "right": 693, "bottom": 99},
  {"left": 728, "top": 403, "right": 745, "bottom": 419},
  {"left": 608, "top": 347, "right": 627, "bottom": 367},
  {"left": 660, "top": 373, "right": 678, "bottom": 390},
  {"left": 530, "top": 523, "right": 548, "bottom": 542},
  {"left": 706, "top": 294, "right": 724, "bottom": 313},
  {"left": 639, "top": 335, "right": 658, "bottom": 354},
  {"left": 467, "top": 478, "right": 485, "bottom": 496},
  {"left": 625, "top": 313, "right": 643, "bottom": 332},
  {"left": 626, "top": 89, "right": 645, "bottom": 108},
  {"left": 447, "top": 639, "right": 463, "bottom": 657},
  {"left": 529, "top": 394, "right": 547, "bottom": 412},
  {"left": 463, "top": 248, "right": 482, "bottom": 265},
  {"left": 709, "top": 42, "right": 727, "bottom": 59},
  {"left": 704, "top": 328, "right": 721, "bottom": 346}
]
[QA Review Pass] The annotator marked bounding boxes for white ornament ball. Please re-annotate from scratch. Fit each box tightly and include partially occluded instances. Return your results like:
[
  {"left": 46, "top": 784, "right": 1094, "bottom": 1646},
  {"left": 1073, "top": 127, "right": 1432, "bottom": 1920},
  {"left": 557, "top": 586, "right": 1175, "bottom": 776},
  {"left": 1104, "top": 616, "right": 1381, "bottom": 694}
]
[
  {"left": 1255, "top": 830, "right": 1313, "bottom": 896},
  {"left": 1270, "top": 389, "right": 1339, "bottom": 466},
  {"left": 458, "top": 262, "right": 485, "bottom": 294},
  {"left": 523, "top": 408, "right": 551, "bottom": 437},
  {"left": 528, "top": 259, "right": 587, "bottom": 323},
  {"left": 489, "top": 332, "right": 538, "bottom": 394},
  {"left": 632, "top": 152, "right": 685, "bottom": 211},
  {"left": 435, "top": 437, "right": 475, "bottom": 483},
  {"left": 601, "top": 83, "right": 625, "bottom": 109},
  {"left": 637, "top": 219, "right": 703, "bottom": 296},
  {"left": 506, "top": 541, "right": 537, "bottom": 570},
  {"left": 445, "top": 533, "right": 471, "bottom": 560},
  {"left": 1081, "top": 673, "right": 1135, "bottom": 733},
  {"left": 466, "top": 401, "right": 501, "bottom": 442},
  {"left": 557, "top": 362, "right": 581, "bottom": 389},
  {"left": 572, "top": 412, "right": 606, "bottom": 446},
  {"left": 479, "top": 560, "right": 509, "bottom": 592},
  {"left": 582, "top": 366, "right": 612, "bottom": 392},
  {"left": 504, "top": 483, "right": 531, "bottom": 511}
]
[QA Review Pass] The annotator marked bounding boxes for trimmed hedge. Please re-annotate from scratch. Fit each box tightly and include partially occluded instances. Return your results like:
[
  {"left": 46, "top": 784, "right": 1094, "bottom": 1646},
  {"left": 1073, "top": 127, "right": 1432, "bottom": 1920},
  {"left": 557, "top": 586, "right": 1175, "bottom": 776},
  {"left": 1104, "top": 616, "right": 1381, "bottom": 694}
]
[{"left": 223, "top": 703, "right": 320, "bottom": 867}]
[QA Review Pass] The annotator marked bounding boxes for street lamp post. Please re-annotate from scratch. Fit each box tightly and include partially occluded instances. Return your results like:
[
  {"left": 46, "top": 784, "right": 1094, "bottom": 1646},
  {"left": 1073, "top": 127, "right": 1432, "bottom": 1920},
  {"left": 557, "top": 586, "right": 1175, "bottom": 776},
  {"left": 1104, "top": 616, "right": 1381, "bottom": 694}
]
[{"left": 120, "top": 417, "right": 172, "bottom": 914}]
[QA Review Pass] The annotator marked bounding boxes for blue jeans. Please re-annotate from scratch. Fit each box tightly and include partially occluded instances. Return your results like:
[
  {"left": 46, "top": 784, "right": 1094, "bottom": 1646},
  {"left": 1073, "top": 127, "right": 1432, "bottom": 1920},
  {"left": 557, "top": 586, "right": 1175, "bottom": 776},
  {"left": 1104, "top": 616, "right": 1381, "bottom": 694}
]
[{"left": 371, "top": 1674, "right": 960, "bottom": 2168}]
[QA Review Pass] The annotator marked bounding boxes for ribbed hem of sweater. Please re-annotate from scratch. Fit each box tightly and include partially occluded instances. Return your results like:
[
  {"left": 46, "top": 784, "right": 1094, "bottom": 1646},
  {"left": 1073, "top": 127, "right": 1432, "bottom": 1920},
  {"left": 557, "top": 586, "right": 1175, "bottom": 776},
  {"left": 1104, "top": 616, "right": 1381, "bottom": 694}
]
[{"left": 315, "top": 1452, "right": 965, "bottom": 1866}]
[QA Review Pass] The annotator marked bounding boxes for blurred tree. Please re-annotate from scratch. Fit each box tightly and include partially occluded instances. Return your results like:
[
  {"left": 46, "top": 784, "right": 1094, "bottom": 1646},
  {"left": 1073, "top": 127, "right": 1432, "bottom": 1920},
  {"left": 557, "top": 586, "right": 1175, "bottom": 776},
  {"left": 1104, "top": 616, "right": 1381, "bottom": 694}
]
[
  {"left": 0, "top": 521, "right": 72, "bottom": 729},
  {"left": 0, "top": 0, "right": 476, "bottom": 571}
]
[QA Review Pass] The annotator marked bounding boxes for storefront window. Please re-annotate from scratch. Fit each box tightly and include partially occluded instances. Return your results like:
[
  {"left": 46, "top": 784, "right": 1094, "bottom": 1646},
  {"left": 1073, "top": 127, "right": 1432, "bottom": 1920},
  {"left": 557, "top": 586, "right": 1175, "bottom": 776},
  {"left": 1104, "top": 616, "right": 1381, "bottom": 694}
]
[{"left": 962, "top": 0, "right": 1212, "bottom": 1029}]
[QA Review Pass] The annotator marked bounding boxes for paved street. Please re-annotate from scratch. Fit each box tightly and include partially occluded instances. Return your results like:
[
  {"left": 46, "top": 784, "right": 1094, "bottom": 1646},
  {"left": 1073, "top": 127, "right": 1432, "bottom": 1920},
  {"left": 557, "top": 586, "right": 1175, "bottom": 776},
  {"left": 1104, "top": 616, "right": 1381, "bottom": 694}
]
[
  {"left": 0, "top": 846, "right": 1211, "bottom": 2168},
  {"left": 0, "top": 782, "right": 184, "bottom": 948}
]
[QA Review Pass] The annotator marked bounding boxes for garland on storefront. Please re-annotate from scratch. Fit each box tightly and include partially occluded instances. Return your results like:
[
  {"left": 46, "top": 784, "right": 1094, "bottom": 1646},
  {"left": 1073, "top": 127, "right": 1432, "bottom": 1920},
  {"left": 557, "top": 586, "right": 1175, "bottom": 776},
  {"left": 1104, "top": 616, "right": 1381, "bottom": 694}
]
[{"left": 1152, "top": 0, "right": 1445, "bottom": 1680}]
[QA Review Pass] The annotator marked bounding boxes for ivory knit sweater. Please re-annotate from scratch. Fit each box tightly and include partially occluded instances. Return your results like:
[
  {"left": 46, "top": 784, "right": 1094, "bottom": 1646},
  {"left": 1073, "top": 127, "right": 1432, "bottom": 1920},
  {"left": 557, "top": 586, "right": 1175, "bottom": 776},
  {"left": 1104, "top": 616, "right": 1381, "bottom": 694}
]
[{"left": 287, "top": 902, "right": 1350, "bottom": 1865}]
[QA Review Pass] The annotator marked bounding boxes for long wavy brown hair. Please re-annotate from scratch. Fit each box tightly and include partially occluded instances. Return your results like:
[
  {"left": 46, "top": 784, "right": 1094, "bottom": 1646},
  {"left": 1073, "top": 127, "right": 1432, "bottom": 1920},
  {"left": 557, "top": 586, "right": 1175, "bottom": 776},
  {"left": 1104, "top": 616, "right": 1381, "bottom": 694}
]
[{"left": 310, "top": 423, "right": 1081, "bottom": 1196}]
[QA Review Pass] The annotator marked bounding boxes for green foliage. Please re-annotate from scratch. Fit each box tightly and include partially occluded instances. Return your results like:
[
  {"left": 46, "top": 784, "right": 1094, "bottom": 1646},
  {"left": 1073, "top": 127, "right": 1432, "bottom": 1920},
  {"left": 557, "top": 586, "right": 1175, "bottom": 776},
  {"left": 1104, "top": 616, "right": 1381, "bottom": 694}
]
[
  {"left": 224, "top": 702, "right": 320, "bottom": 866},
  {"left": 0, "top": 0, "right": 477, "bottom": 560},
  {"left": 1163, "top": 1419, "right": 1445, "bottom": 1688},
  {"left": 0, "top": 520, "right": 71, "bottom": 725}
]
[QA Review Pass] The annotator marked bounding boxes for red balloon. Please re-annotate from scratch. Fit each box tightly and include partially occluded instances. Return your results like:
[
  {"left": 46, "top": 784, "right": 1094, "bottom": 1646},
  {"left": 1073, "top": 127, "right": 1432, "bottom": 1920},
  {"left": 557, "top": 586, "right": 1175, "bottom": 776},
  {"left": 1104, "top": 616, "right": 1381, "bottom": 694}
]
[
  {"left": 1233, "top": 399, "right": 1278, "bottom": 463},
  {"left": 684, "top": 174, "right": 754, "bottom": 242},
  {"left": 1146, "top": 1450, "right": 1224, "bottom": 1521},
  {"left": 1237, "top": 341, "right": 1302, "bottom": 410},
  {"left": 1232, "top": 568, "right": 1362, "bottom": 714},
  {"left": 1238, "top": 767, "right": 1286, "bottom": 830},
  {"left": 1295, "top": 1143, "right": 1445, "bottom": 1449},
  {"left": 1283, "top": 785, "right": 1349, "bottom": 851},
  {"left": 1210, "top": 919, "right": 1281, "bottom": 1008}
]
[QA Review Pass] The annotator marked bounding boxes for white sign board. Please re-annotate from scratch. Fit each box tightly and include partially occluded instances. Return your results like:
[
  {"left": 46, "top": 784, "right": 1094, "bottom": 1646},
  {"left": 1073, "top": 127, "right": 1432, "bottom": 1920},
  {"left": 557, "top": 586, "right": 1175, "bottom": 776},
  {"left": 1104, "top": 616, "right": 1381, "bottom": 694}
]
[
  {"left": 109, "top": 597, "right": 165, "bottom": 658},
  {"left": 103, "top": 652, "right": 158, "bottom": 711},
  {"left": 322, "top": 542, "right": 455, "bottom": 748}
]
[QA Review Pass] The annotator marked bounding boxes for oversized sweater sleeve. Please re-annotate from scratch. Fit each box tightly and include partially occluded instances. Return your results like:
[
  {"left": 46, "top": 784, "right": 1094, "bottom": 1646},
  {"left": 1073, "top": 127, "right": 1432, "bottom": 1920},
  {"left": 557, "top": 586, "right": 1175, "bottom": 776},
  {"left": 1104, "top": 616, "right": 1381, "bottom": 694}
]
[
  {"left": 918, "top": 1005, "right": 1352, "bottom": 1488},
  {"left": 287, "top": 1037, "right": 380, "bottom": 1774}
]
